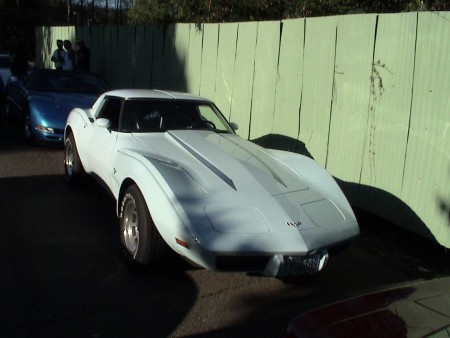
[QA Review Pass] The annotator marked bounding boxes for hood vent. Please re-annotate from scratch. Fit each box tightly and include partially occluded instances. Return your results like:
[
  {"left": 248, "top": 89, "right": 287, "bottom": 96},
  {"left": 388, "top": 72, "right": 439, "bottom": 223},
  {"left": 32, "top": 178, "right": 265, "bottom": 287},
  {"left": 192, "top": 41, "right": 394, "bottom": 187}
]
[{"left": 168, "top": 131, "right": 237, "bottom": 190}]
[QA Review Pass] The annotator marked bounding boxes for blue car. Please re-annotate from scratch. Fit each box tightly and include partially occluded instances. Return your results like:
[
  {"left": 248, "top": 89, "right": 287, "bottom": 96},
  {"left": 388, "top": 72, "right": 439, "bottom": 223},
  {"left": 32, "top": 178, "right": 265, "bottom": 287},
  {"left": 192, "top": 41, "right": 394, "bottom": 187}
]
[
  {"left": 0, "top": 54, "right": 11, "bottom": 102},
  {"left": 6, "top": 69, "right": 109, "bottom": 144}
]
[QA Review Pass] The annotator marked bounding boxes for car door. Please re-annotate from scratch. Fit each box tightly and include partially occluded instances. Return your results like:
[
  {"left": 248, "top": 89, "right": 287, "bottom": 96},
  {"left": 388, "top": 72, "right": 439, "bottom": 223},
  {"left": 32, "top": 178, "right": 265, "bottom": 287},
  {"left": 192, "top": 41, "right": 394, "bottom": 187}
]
[
  {"left": 6, "top": 75, "right": 27, "bottom": 118},
  {"left": 87, "top": 96, "right": 123, "bottom": 191}
]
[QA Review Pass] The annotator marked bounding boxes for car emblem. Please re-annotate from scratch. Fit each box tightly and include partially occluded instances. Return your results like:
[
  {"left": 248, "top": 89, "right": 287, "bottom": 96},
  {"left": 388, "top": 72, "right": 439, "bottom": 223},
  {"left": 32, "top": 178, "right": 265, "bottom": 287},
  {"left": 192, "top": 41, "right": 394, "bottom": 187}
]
[{"left": 285, "top": 221, "right": 302, "bottom": 228}]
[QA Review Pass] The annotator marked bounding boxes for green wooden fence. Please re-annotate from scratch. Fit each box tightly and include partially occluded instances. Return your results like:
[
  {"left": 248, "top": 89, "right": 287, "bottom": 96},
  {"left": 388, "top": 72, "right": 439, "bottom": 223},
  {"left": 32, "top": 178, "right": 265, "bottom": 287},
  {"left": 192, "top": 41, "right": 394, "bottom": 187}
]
[{"left": 36, "top": 12, "right": 450, "bottom": 248}]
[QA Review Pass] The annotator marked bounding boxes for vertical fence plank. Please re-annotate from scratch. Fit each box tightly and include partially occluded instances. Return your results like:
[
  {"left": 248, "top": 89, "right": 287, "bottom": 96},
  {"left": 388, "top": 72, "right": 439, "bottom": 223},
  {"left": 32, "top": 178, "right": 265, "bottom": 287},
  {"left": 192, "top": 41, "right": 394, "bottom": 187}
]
[
  {"left": 214, "top": 23, "right": 238, "bottom": 119},
  {"left": 249, "top": 21, "right": 280, "bottom": 144},
  {"left": 326, "top": 14, "right": 377, "bottom": 185},
  {"left": 34, "top": 27, "right": 43, "bottom": 68},
  {"left": 151, "top": 25, "right": 165, "bottom": 89},
  {"left": 162, "top": 25, "right": 177, "bottom": 90},
  {"left": 118, "top": 26, "right": 136, "bottom": 88},
  {"left": 173, "top": 24, "right": 190, "bottom": 91},
  {"left": 134, "top": 26, "right": 152, "bottom": 89},
  {"left": 91, "top": 26, "right": 107, "bottom": 76},
  {"left": 199, "top": 24, "right": 219, "bottom": 101},
  {"left": 272, "top": 18, "right": 304, "bottom": 152},
  {"left": 104, "top": 26, "right": 120, "bottom": 87},
  {"left": 36, "top": 27, "right": 50, "bottom": 69},
  {"left": 229, "top": 22, "right": 258, "bottom": 139},
  {"left": 299, "top": 16, "right": 337, "bottom": 165},
  {"left": 66, "top": 26, "right": 77, "bottom": 46},
  {"left": 186, "top": 24, "right": 203, "bottom": 95}
]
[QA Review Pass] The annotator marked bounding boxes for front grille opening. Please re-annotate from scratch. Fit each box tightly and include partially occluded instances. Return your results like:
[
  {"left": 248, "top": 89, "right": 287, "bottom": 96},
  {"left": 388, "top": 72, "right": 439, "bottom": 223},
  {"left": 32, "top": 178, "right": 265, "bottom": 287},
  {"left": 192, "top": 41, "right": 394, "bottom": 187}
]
[
  {"left": 45, "top": 135, "right": 62, "bottom": 140},
  {"left": 216, "top": 256, "right": 270, "bottom": 272}
]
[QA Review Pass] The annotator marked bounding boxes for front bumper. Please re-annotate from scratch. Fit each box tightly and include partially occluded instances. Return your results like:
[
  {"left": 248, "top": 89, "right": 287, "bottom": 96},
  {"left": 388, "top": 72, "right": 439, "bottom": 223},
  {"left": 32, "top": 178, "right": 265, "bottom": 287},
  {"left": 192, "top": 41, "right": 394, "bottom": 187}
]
[
  {"left": 212, "top": 249, "right": 329, "bottom": 277},
  {"left": 32, "top": 129, "right": 64, "bottom": 143}
]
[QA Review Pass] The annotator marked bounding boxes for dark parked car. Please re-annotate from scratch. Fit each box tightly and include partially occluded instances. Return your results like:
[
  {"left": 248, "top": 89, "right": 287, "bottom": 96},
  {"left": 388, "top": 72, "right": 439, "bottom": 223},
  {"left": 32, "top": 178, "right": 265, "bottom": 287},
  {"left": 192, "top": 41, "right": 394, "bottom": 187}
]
[
  {"left": 6, "top": 69, "right": 109, "bottom": 144},
  {"left": 285, "top": 277, "right": 450, "bottom": 338},
  {"left": 0, "top": 54, "right": 11, "bottom": 102}
]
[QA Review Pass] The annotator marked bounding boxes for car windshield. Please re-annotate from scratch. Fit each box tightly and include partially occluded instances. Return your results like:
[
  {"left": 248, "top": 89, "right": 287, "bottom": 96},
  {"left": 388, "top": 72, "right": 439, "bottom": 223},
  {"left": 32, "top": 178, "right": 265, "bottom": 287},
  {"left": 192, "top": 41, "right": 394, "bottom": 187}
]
[
  {"left": 120, "top": 99, "right": 234, "bottom": 134},
  {"left": 27, "top": 70, "right": 109, "bottom": 94}
]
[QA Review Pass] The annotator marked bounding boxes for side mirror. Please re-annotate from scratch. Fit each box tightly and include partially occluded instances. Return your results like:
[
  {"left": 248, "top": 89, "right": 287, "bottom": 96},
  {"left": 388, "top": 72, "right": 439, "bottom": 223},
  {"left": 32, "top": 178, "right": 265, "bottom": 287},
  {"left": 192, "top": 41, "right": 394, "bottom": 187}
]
[
  {"left": 229, "top": 122, "right": 239, "bottom": 131},
  {"left": 95, "top": 118, "right": 112, "bottom": 129}
]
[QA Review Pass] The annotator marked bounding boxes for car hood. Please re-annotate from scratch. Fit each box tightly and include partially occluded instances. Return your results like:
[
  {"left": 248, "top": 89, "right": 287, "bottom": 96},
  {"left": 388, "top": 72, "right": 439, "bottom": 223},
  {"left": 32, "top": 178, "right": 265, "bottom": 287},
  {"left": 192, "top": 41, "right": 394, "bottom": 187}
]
[
  {"left": 133, "top": 130, "right": 309, "bottom": 196},
  {"left": 30, "top": 91, "right": 97, "bottom": 117},
  {"left": 29, "top": 92, "right": 98, "bottom": 129}
]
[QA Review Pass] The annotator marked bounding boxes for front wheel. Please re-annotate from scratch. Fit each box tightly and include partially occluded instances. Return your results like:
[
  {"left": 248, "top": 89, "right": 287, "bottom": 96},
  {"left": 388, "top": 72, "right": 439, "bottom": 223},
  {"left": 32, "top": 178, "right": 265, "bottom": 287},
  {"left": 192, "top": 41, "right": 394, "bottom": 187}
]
[
  {"left": 5, "top": 97, "right": 12, "bottom": 119},
  {"left": 24, "top": 112, "right": 34, "bottom": 144},
  {"left": 120, "top": 184, "right": 168, "bottom": 265},
  {"left": 64, "top": 133, "right": 85, "bottom": 185}
]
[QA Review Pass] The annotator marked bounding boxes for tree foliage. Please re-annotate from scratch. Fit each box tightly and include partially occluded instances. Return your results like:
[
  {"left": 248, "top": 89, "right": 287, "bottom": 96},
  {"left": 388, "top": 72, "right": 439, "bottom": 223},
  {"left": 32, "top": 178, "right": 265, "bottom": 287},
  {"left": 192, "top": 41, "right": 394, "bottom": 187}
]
[
  {"left": 0, "top": 0, "right": 448, "bottom": 59},
  {"left": 0, "top": 0, "right": 131, "bottom": 58},
  {"left": 127, "top": 0, "right": 449, "bottom": 25}
]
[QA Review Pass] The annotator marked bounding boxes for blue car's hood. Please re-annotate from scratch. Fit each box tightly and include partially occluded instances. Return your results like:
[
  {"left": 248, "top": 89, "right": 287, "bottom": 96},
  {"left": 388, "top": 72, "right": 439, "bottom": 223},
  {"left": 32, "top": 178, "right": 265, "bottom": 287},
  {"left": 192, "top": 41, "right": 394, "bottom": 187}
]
[{"left": 29, "top": 91, "right": 98, "bottom": 129}]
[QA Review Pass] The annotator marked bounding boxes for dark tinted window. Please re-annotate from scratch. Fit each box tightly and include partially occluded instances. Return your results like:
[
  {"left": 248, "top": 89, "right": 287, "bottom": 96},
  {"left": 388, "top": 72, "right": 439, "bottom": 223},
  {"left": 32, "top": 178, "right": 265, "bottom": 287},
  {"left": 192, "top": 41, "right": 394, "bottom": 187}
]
[
  {"left": 98, "top": 97, "right": 122, "bottom": 131},
  {"left": 119, "top": 99, "right": 233, "bottom": 133}
]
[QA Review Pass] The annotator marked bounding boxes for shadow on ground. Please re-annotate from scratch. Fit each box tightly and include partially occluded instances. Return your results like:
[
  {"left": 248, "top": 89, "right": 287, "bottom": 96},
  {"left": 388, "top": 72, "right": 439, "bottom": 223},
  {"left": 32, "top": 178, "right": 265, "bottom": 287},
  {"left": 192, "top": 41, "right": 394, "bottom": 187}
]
[
  {"left": 181, "top": 207, "right": 450, "bottom": 338},
  {"left": 0, "top": 175, "right": 197, "bottom": 337}
]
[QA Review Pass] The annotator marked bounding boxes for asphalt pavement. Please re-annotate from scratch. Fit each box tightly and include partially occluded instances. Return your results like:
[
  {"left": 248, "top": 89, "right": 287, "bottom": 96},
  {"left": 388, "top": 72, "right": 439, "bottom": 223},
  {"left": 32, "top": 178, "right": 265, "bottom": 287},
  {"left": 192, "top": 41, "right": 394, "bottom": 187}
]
[{"left": 1, "top": 104, "right": 450, "bottom": 338}]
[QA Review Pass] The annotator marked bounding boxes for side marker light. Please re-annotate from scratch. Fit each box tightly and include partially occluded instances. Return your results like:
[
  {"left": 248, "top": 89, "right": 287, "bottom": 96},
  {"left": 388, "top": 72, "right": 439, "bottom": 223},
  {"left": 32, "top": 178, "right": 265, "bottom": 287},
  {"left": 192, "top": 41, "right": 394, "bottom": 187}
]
[{"left": 176, "top": 238, "right": 189, "bottom": 249}]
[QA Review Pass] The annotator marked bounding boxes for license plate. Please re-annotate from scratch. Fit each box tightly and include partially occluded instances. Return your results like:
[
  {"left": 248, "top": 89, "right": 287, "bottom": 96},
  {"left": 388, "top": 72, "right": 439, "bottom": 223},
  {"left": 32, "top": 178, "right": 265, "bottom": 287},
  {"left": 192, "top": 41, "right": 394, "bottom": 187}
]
[{"left": 281, "top": 250, "right": 329, "bottom": 276}]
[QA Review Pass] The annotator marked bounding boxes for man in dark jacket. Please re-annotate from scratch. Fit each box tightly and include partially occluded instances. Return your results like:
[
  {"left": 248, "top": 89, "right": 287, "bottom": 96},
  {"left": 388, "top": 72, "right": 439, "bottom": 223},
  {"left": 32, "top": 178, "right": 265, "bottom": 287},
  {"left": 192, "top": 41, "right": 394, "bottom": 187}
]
[{"left": 76, "top": 39, "right": 91, "bottom": 71}]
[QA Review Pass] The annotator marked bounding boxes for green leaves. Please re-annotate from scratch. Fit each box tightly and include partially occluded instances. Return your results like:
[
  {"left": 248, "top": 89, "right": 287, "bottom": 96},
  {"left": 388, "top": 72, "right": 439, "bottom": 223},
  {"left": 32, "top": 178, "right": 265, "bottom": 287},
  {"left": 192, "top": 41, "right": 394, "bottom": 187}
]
[{"left": 126, "top": 0, "right": 445, "bottom": 25}]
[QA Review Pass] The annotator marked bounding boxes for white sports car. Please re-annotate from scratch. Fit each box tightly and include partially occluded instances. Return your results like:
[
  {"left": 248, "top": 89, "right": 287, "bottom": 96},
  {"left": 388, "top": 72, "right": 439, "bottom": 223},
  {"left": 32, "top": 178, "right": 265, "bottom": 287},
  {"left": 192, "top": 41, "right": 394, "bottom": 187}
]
[{"left": 64, "top": 89, "right": 359, "bottom": 277}]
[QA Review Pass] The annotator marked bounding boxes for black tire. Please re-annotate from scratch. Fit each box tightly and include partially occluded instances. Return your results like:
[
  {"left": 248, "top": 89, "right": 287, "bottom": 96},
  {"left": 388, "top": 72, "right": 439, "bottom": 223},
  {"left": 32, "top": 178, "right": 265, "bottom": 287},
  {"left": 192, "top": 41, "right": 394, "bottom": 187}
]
[
  {"left": 5, "top": 96, "right": 12, "bottom": 120},
  {"left": 24, "top": 112, "right": 34, "bottom": 144},
  {"left": 64, "top": 133, "right": 85, "bottom": 185},
  {"left": 120, "top": 184, "right": 168, "bottom": 266}
]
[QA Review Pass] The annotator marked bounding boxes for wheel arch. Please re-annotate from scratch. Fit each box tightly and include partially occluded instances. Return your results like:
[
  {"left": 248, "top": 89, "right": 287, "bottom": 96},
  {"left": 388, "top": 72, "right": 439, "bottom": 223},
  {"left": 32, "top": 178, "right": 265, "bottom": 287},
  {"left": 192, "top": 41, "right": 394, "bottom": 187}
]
[
  {"left": 64, "top": 108, "right": 94, "bottom": 172},
  {"left": 117, "top": 177, "right": 137, "bottom": 217},
  {"left": 115, "top": 166, "right": 193, "bottom": 258},
  {"left": 64, "top": 125, "right": 73, "bottom": 140}
]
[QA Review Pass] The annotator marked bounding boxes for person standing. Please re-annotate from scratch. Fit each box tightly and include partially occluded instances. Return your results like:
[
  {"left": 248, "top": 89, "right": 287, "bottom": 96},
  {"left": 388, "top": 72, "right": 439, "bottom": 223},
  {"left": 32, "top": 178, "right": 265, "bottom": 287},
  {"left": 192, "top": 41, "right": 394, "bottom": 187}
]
[
  {"left": 51, "top": 40, "right": 66, "bottom": 70},
  {"left": 63, "top": 40, "right": 77, "bottom": 70},
  {"left": 76, "top": 39, "right": 91, "bottom": 71}
]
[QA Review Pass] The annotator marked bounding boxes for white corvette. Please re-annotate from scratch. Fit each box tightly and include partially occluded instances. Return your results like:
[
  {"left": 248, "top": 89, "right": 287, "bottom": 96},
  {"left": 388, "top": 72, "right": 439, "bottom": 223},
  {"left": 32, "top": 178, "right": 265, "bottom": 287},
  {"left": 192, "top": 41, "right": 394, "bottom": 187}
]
[{"left": 64, "top": 89, "right": 359, "bottom": 277}]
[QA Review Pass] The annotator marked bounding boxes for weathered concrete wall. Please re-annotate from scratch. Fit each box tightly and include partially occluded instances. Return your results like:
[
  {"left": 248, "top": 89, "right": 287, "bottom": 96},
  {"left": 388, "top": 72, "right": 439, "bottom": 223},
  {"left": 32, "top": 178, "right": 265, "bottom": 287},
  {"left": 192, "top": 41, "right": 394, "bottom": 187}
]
[{"left": 36, "top": 12, "right": 450, "bottom": 247}]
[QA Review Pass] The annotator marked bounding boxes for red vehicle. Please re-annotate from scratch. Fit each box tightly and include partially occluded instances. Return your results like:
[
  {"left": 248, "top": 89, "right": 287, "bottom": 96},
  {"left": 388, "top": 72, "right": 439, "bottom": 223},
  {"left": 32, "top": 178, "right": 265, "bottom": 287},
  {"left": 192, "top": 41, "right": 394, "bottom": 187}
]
[{"left": 285, "top": 277, "right": 450, "bottom": 338}]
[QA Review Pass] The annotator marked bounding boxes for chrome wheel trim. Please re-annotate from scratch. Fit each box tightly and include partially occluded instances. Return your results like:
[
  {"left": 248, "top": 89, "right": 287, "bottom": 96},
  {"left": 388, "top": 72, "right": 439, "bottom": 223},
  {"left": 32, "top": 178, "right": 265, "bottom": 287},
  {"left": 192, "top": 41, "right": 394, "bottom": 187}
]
[
  {"left": 65, "top": 140, "right": 74, "bottom": 177},
  {"left": 123, "top": 198, "right": 139, "bottom": 256}
]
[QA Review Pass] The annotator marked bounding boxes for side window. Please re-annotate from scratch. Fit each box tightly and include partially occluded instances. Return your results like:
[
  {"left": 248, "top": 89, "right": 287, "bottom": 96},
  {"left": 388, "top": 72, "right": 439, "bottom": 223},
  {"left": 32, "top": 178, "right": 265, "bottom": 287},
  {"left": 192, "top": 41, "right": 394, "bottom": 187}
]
[{"left": 97, "top": 96, "right": 122, "bottom": 131}]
